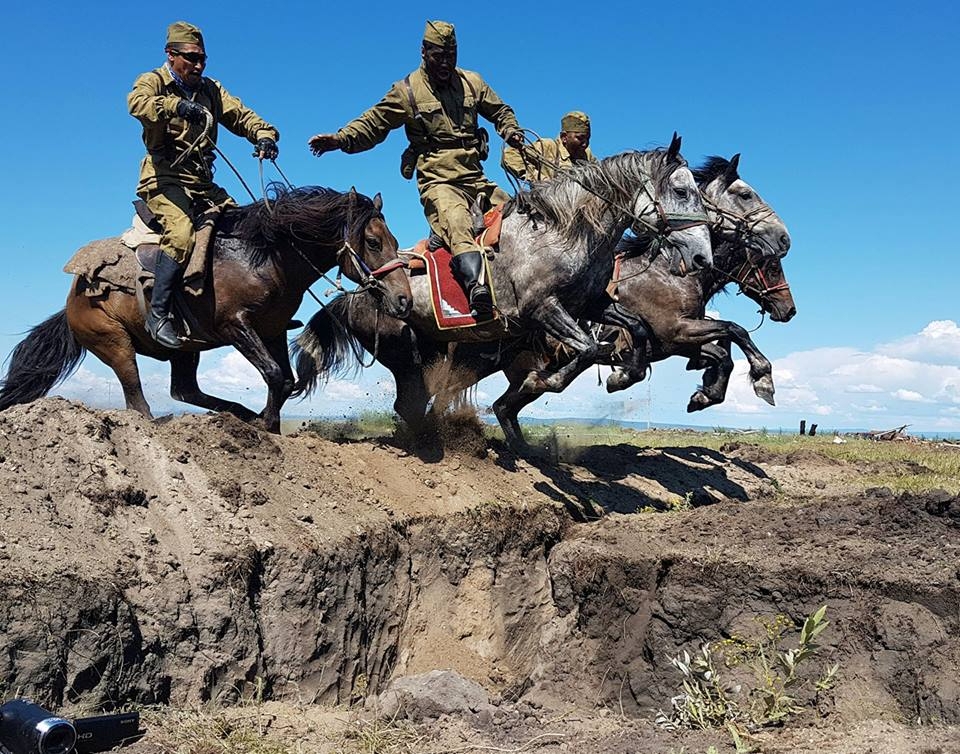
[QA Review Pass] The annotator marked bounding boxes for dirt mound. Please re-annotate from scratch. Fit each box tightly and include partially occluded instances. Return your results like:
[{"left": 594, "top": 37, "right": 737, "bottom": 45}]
[{"left": 0, "top": 398, "right": 958, "bottom": 753}]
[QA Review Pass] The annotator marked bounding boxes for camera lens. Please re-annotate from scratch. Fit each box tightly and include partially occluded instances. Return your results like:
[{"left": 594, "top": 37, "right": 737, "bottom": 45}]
[
  {"left": 0, "top": 700, "right": 77, "bottom": 754},
  {"left": 37, "top": 717, "right": 77, "bottom": 754}
]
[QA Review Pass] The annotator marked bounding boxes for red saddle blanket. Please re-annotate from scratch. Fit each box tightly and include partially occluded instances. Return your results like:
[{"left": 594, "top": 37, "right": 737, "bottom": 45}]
[{"left": 405, "top": 205, "right": 504, "bottom": 330}]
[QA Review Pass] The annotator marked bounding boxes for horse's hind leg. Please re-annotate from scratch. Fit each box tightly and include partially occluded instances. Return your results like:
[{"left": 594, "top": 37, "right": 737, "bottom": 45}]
[
  {"left": 67, "top": 296, "right": 152, "bottom": 417},
  {"left": 169, "top": 351, "right": 257, "bottom": 422}
]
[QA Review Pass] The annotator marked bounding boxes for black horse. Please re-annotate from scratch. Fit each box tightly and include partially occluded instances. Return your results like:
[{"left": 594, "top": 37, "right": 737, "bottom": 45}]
[{"left": 0, "top": 186, "right": 412, "bottom": 433}]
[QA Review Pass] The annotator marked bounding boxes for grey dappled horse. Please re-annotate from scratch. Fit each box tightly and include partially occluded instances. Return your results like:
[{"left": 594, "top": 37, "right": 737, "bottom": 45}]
[
  {"left": 292, "top": 155, "right": 793, "bottom": 451},
  {"left": 487, "top": 155, "right": 795, "bottom": 447},
  {"left": 295, "top": 136, "right": 713, "bottom": 401}
]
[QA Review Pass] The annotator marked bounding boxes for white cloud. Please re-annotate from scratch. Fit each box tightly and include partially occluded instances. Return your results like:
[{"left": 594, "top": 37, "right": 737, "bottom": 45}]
[
  {"left": 891, "top": 389, "right": 930, "bottom": 403},
  {"left": 878, "top": 320, "right": 960, "bottom": 366},
  {"left": 846, "top": 384, "right": 884, "bottom": 394}
]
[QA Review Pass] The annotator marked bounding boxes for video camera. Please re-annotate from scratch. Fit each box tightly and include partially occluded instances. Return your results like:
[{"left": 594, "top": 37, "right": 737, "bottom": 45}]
[{"left": 0, "top": 699, "right": 144, "bottom": 754}]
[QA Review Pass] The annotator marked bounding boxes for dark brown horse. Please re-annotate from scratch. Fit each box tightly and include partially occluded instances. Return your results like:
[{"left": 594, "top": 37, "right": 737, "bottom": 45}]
[
  {"left": 0, "top": 186, "right": 412, "bottom": 432},
  {"left": 291, "top": 156, "right": 794, "bottom": 448}
]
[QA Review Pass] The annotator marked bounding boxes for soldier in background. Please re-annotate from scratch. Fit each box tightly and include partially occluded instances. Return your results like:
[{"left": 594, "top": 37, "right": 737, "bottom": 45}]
[
  {"left": 502, "top": 110, "right": 596, "bottom": 183},
  {"left": 128, "top": 21, "right": 279, "bottom": 348},
  {"left": 308, "top": 20, "right": 525, "bottom": 315}
]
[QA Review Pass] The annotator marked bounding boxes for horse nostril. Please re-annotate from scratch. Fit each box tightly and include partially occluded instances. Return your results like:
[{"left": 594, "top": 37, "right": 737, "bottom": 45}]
[
  {"left": 693, "top": 253, "right": 709, "bottom": 270},
  {"left": 779, "top": 233, "right": 791, "bottom": 252}
]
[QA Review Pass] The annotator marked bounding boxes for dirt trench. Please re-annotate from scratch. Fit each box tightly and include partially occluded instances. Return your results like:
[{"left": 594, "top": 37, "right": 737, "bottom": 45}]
[{"left": 0, "top": 398, "right": 958, "bottom": 737}]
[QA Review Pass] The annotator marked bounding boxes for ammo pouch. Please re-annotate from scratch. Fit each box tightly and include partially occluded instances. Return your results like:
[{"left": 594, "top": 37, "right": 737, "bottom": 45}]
[
  {"left": 476, "top": 126, "right": 490, "bottom": 162},
  {"left": 400, "top": 145, "right": 418, "bottom": 180}
]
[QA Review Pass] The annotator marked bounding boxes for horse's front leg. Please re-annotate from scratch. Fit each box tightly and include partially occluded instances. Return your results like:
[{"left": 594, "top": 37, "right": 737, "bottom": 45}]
[
  {"left": 524, "top": 297, "right": 597, "bottom": 393},
  {"left": 169, "top": 351, "right": 259, "bottom": 422},
  {"left": 227, "top": 323, "right": 291, "bottom": 433},
  {"left": 687, "top": 340, "right": 735, "bottom": 412},
  {"left": 669, "top": 318, "right": 776, "bottom": 406}
]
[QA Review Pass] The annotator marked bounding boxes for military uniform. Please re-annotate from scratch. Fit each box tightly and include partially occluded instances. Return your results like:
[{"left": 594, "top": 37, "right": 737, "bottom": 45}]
[
  {"left": 502, "top": 110, "right": 596, "bottom": 182},
  {"left": 333, "top": 56, "right": 519, "bottom": 257},
  {"left": 128, "top": 49, "right": 278, "bottom": 264},
  {"left": 129, "top": 20, "right": 279, "bottom": 350},
  {"left": 502, "top": 136, "right": 596, "bottom": 182}
]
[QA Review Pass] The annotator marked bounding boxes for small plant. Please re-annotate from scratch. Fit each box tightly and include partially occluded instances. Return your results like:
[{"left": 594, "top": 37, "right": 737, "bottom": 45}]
[{"left": 658, "top": 606, "right": 837, "bottom": 739}]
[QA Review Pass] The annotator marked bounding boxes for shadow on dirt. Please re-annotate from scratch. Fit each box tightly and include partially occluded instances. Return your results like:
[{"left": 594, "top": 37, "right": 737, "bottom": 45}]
[{"left": 490, "top": 440, "right": 763, "bottom": 520}]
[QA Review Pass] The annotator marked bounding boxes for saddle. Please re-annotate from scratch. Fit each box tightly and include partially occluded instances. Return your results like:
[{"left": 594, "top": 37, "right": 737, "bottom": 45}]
[
  {"left": 63, "top": 201, "right": 255, "bottom": 345},
  {"left": 404, "top": 204, "right": 506, "bottom": 330}
]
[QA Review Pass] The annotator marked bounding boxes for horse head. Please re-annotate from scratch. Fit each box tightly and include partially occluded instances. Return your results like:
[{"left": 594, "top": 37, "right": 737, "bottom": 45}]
[
  {"left": 695, "top": 156, "right": 796, "bottom": 322},
  {"left": 697, "top": 154, "right": 792, "bottom": 258},
  {"left": 632, "top": 134, "right": 713, "bottom": 276},
  {"left": 339, "top": 188, "right": 412, "bottom": 319}
]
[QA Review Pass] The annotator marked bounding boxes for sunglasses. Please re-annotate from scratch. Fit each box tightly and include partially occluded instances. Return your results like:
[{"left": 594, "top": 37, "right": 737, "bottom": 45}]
[{"left": 171, "top": 50, "right": 207, "bottom": 65}]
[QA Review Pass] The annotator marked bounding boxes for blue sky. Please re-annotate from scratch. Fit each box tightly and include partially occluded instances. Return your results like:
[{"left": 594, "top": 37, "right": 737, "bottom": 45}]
[{"left": 2, "top": 1, "right": 959, "bottom": 432}]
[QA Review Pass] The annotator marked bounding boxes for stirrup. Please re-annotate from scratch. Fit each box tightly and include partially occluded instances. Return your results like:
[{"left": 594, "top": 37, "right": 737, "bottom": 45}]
[
  {"left": 469, "top": 284, "right": 494, "bottom": 319},
  {"left": 145, "top": 311, "right": 183, "bottom": 349}
]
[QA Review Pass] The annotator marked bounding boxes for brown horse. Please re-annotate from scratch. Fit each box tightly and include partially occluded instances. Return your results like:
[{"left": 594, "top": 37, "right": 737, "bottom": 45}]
[{"left": 0, "top": 186, "right": 412, "bottom": 432}]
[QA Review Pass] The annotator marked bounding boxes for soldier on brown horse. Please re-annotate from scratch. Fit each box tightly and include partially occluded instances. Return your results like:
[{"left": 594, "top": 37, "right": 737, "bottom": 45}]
[{"left": 0, "top": 187, "right": 412, "bottom": 433}]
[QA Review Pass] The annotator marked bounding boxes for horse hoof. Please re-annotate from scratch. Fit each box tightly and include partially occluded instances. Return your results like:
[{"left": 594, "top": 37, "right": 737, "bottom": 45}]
[
  {"left": 686, "top": 392, "right": 713, "bottom": 412},
  {"left": 520, "top": 374, "right": 547, "bottom": 394},
  {"left": 753, "top": 377, "right": 776, "bottom": 406},
  {"left": 606, "top": 371, "right": 632, "bottom": 393}
]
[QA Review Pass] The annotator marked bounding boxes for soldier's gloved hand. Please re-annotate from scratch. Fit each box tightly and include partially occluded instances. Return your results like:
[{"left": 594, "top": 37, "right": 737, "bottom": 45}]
[
  {"left": 176, "top": 99, "right": 208, "bottom": 125},
  {"left": 308, "top": 133, "right": 341, "bottom": 156},
  {"left": 254, "top": 137, "right": 279, "bottom": 160},
  {"left": 505, "top": 129, "right": 525, "bottom": 149}
]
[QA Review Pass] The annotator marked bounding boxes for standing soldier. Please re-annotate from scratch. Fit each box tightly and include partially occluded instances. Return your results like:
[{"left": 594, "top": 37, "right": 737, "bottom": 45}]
[
  {"left": 128, "top": 21, "right": 280, "bottom": 349},
  {"left": 502, "top": 111, "right": 596, "bottom": 183},
  {"left": 308, "top": 20, "right": 525, "bottom": 315}
]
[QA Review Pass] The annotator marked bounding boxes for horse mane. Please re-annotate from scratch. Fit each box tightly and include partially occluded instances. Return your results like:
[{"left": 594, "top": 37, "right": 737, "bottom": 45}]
[
  {"left": 692, "top": 156, "right": 736, "bottom": 186},
  {"left": 524, "top": 149, "right": 677, "bottom": 250},
  {"left": 234, "top": 185, "right": 380, "bottom": 267}
]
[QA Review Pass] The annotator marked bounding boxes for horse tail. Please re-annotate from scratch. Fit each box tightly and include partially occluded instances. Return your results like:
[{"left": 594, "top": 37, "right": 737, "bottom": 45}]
[
  {"left": 290, "top": 295, "right": 364, "bottom": 398},
  {"left": 0, "top": 310, "right": 86, "bottom": 411}
]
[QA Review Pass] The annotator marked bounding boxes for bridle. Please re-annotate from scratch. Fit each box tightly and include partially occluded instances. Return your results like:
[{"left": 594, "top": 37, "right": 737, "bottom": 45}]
[
  {"left": 714, "top": 246, "right": 791, "bottom": 303},
  {"left": 701, "top": 192, "right": 782, "bottom": 258},
  {"left": 512, "top": 140, "right": 711, "bottom": 254}
]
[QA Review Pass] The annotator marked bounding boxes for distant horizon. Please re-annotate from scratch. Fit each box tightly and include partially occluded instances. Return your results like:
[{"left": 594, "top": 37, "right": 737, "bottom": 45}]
[{"left": 280, "top": 410, "right": 957, "bottom": 439}]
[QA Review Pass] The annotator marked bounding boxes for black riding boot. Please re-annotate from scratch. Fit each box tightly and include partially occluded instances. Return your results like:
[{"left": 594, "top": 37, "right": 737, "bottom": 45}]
[
  {"left": 450, "top": 250, "right": 493, "bottom": 317},
  {"left": 145, "top": 252, "right": 184, "bottom": 349}
]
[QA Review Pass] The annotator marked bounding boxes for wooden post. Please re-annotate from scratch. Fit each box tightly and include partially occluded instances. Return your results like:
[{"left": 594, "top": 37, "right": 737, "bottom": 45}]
[
  {"left": 810, "top": 424, "right": 818, "bottom": 437},
  {"left": 800, "top": 420, "right": 806, "bottom": 436}
]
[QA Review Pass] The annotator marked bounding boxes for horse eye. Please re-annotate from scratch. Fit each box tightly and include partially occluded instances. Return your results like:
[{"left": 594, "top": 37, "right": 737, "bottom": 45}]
[
  {"left": 366, "top": 236, "right": 382, "bottom": 250},
  {"left": 739, "top": 191, "right": 753, "bottom": 201},
  {"left": 674, "top": 187, "right": 689, "bottom": 200}
]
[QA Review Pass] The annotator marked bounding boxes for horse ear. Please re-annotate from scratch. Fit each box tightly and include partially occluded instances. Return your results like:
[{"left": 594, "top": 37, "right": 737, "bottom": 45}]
[
  {"left": 372, "top": 192, "right": 383, "bottom": 212},
  {"left": 666, "top": 132, "right": 682, "bottom": 163},
  {"left": 725, "top": 153, "right": 741, "bottom": 184}
]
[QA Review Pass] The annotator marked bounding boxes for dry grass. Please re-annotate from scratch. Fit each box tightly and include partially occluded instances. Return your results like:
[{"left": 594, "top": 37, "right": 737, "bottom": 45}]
[{"left": 139, "top": 705, "right": 298, "bottom": 754}]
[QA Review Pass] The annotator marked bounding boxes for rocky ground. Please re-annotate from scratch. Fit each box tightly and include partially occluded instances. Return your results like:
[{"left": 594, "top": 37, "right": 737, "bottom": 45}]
[{"left": 0, "top": 397, "right": 958, "bottom": 753}]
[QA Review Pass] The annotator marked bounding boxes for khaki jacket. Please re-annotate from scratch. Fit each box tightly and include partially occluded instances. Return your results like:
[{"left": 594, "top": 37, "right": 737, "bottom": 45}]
[
  {"left": 502, "top": 137, "right": 596, "bottom": 182},
  {"left": 128, "top": 65, "right": 279, "bottom": 194},
  {"left": 336, "top": 65, "right": 520, "bottom": 191}
]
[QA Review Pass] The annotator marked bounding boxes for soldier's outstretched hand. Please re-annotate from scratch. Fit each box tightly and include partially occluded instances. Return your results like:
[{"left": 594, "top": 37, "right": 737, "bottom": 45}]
[{"left": 309, "top": 134, "right": 340, "bottom": 156}]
